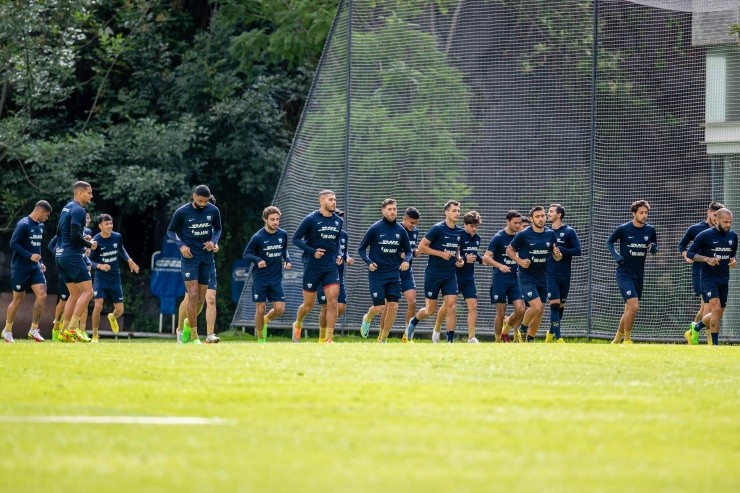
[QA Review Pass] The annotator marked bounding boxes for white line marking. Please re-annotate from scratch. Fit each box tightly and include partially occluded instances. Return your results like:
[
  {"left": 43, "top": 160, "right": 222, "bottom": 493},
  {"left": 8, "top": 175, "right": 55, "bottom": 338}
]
[{"left": 0, "top": 416, "right": 228, "bottom": 425}]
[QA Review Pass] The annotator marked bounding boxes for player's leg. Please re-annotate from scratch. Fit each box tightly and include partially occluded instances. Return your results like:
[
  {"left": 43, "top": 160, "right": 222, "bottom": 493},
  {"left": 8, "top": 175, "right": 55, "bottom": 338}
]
[
  {"left": 107, "top": 283, "right": 124, "bottom": 336},
  {"left": 205, "top": 288, "right": 218, "bottom": 342},
  {"left": 3, "top": 290, "right": 25, "bottom": 342},
  {"left": 183, "top": 279, "right": 200, "bottom": 342},
  {"left": 26, "top": 281, "right": 47, "bottom": 342},
  {"left": 254, "top": 302, "right": 267, "bottom": 341},
  {"left": 442, "top": 293, "right": 458, "bottom": 342},
  {"left": 176, "top": 294, "right": 188, "bottom": 343},
  {"left": 294, "top": 290, "right": 317, "bottom": 342},
  {"left": 322, "top": 283, "right": 340, "bottom": 343},
  {"left": 379, "top": 299, "right": 399, "bottom": 342},
  {"left": 91, "top": 297, "right": 104, "bottom": 341}
]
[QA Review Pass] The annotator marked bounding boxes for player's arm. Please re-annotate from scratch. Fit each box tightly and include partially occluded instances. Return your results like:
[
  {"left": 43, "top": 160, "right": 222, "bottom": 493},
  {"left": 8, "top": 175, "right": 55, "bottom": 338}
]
[
  {"left": 281, "top": 231, "right": 292, "bottom": 267},
  {"left": 166, "top": 209, "right": 187, "bottom": 249},
  {"left": 357, "top": 227, "right": 376, "bottom": 269},
  {"left": 677, "top": 227, "right": 693, "bottom": 262},
  {"left": 559, "top": 229, "right": 582, "bottom": 257},
  {"left": 210, "top": 208, "right": 223, "bottom": 245},
  {"left": 399, "top": 229, "right": 411, "bottom": 270},
  {"left": 10, "top": 223, "right": 37, "bottom": 261},
  {"left": 291, "top": 217, "right": 316, "bottom": 256},
  {"left": 242, "top": 235, "right": 265, "bottom": 267},
  {"left": 418, "top": 236, "right": 451, "bottom": 260},
  {"left": 686, "top": 235, "right": 715, "bottom": 265},
  {"left": 506, "top": 235, "right": 529, "bottom": 268},
  {"left": 605, "top": 227, "right": 624, "bottom": 264},
  {"left": 648, "top": 229, "right": 658, "bottom": 254}
]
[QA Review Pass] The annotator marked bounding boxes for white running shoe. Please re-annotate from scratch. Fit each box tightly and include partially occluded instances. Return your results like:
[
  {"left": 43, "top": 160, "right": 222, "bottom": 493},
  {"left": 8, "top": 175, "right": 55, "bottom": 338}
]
[
  {"left": 2, "top": 329, "right": 15, "bottom": 343},
  {"left": 28, "top": 329, "right": 44, "bottom": 342},
  {"left": 205, "top": 334, "right": 220, "bottom": 344},
  {"left": 176, "top": 329, "right": 183, "bottom": 344},
  {"left": 467, "top": 337, "right": 479, "bottom": 344},
  {"left": 431, "top": 331, "right": 440, "bottom": 343}
]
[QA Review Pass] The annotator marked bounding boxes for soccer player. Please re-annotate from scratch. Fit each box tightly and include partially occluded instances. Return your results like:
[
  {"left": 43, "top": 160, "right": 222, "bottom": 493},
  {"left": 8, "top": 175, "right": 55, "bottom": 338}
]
[
  {"left": 507, "top": 206, "right": 562, "bottom": 342},
  {"left": 167, "top": 184, "right": 222, "bottom": 344},
  {"left": 392, "top": 207, "right": 421, "bottom": 342},
  {"left": 89, "top": 214, "right": 139, "bottom": 342},
  {"left": 2, "top": 201, "right": 52, "bottom": 343},
  {"left": 433, "top": 211, "right": 483, "bottom": 343},
  {"left": 606, "top": 200, "right": 658, "bottom": 344},
  {"left": 545, "top": 204, "right": 582, "bottom": 343},
  {"left": 292, "top": 190, "right": 344, "bottom": 343},
  {"left": 54, "top": 181, "right": 97, "bottom": 343},
  {"left": 357, "top": 199, "right": 412, "bottom": 342},
  {"left": 685, "top": 208, "right": 737, "bottom": 346},
  {"left": 678, "top": 201, "right": 723, "bottom": 344},
  {"left": 176, "top": 195, "right": 222, "bottom": 344},
  {"left": 405, "top": 200, "right": 464, "bottom": 343},
  {"left": 317, "top": 210, "right": 353, "bottom": 343},
  {"left": 483, "top": 210, "right": 525, "bottom": 343},
  {"left": 242, "top": 206, "right": 291, "bottom": 343},
  {"left": 47, "top": 235, "right": 68, "bottom": 342}
]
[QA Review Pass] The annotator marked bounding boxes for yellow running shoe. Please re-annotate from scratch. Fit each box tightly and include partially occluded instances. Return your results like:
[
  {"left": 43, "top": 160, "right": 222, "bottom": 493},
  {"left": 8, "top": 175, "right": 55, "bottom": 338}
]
[
  {"left": 74, "top": 328, "right": 91, "bottom": 343},
  {"left": 58, "top": 328, "right": 77, "bottom": 343},
  {"left": 91, "top": 336, "right": 99, "bottom": 343},
  {"left": 545, "top": 332, "right": 554, "bottom": 343},
  {"left": 556, "top": 338, "right": 566, "bottom": 344},
  {"left": 108, "top": 313, "right": 119, "bottom": 334},
  {"left": 514, "top": 329, "right": 524, "bottom": 343},
  {"left": 622, "top": 339, "right": 633, "bottom": 345},
  {"left": 684, "top": 330, "right": 692, "bottom": 345},
  {"left": 707, "top": 333, "right": 713, "bottom": 346}
]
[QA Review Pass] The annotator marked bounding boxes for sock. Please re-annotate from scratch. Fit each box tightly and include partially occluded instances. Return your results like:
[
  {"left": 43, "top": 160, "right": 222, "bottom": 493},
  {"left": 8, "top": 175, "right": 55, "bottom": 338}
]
[
  {"left": 69, "top": 316, "right": 80, "bottom": 330},
  {"left": 502, "top": 322, "right": 511, "bottom": 334},
  {"left": 694, "top": 321, "right": 705, "bottom": 332},
  {"left": 319, "top": 327, "right": 326, "bottom": 342},
  {"left": 559, "top": 306, "right": 564, "bottom": 320},
  {"left": 520, "top": 324, "right": 529, "bottom": 335},
  {"left": 550, "top": 305, "right": 561, "bottom": 339},
  {"left": 446, "top": 330, "right": 454, "bottom": 343},
  {"left": 53, "top": 319, "right": 61, "bottom": 331},
  {"left": 526, "top": 334, "right": 535, "bottom": 342},
  {"left": 711, "top": 333, "right": 718, "bottom": 345},
  {"left": 407, "top": 316, "right": 419, "bottom": 337},
  {"left": 4, "top": 322, "right": 12, "bottom": 331},
  {"left": 30, "top": 323, "right": 39, "bottom": 331}
]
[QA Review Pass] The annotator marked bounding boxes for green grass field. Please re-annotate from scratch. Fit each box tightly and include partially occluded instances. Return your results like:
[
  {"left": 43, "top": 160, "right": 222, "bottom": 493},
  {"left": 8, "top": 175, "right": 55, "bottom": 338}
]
[{"left": 1, "top": 339, "right": 738, "bottom": 493}]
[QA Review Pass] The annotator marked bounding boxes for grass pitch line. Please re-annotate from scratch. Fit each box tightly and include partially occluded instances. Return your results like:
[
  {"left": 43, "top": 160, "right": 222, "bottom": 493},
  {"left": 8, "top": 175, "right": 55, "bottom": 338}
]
[{"left": 0, "top": 416, "right": 229, "bottom": 425}]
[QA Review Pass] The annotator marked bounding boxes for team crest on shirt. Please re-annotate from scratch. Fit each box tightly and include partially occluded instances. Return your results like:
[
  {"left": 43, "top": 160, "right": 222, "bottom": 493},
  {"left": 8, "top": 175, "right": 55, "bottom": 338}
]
[
  {"left": 279, "top": 238, "right": 283, "bottom": 243},
  {"left": 707, "top": 291, "right": 712, "bottom": 297},
  {"left": 15, "top": 285, "right": 20, "bottom": 290},
  {"left": 254, "top": 294, "right": 259, "bottom": 299},
  {"left": 626, "top": 290, "right": 632, "bottom": 295},
  {"left": 207, "top": 215, "right": 212, "bottom": 221},
  {"left": 428, "top": 291, "right": 433, "bottom": 297},
  {"left": 396, "top": 234, "right": 400, "bottom": 239},
  {"left": 113, "top": 243, "right": 118, "bottom": 248},
  {"left": 644, "top": 236, "right": 649, "bottom": 241},
  {"left": 94, "top": 291, "right": 98, "bottom": 296},
  {"left": 335, "top": 221, "right": 339, "bottom": 226},
  {"left": 373, "top": 292, "right": 378, "bottom": 298},
  {"left": 494, "top": 295, "right": 499, "bottom": 300},
  {"left": 546, "top": 242, "right": 550, "bottom": 247},
  {"left": 560, "top": 233, "right": 565, "bottom": 237},
  {"left": 527, "top": 291, "right": 532, "bottom": 297},
  {"left": 730, "top": 240, "right": 734, "bottom": 245},
  {"left": 307, "top": 283, "right": 312, "bottom": 288}
]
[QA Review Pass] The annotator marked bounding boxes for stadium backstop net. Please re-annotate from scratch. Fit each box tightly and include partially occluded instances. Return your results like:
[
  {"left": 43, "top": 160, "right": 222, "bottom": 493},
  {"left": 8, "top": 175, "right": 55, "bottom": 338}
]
[{"left": 232, "top": 0, "right": 740, "bottom": 342}]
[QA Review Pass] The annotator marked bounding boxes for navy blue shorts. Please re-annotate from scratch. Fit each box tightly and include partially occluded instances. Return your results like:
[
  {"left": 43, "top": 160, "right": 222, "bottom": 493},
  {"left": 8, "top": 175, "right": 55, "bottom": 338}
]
[
  {"left": 400, "top": 269, "right": 416, "bottom": 293},
  {"left": 616, "top": 271, "right": 643, "bottom": 301},
  {"left": 369, "top": 272, "right": 401, "bottom": 306},
  {"left": 56, "top": 255, "right": 91, "bottom": 284},
  {"left": 490, "top": 274, "right": 523, "bottom": 304},
  {"left": 519, "top": 280, "right": 548, "bottom": 304},
  {"left": 547, "top": 276, "right": 571, "bottom": 303},
  {"left": 181, "top": 255, "right": 213, "bottom": 285},
  {"left": 94, "top": 284, "right": 124, "bottom": 303},
  {"left": 701, "top": 280, "right": 728, "bottom": 308},
  {"left": 252, "top": 278, "right": 285, "bottom": 303},
  {"left": 457, "top": 278, "right": 478, "bottom": 300},
  {"left": 691, "top": 269, "right": 702, "bottom": 297},
  {"left": 11, "top": 267, "right": 46, "bottom": 292},
  {"left": 318, "top": 281, "right": 346, "bottom": 305},
  {"left": 57, "top": 275, "right": 69, "bottom": 300},
  {"left": 424, "top": 270, "right": 457, "bottom": 300},
  {"left": 208, "top": 265, "right": 217, "bottom": 291},
  {"left": 303, "top": 266, "right": 339, "bottom": 292}
]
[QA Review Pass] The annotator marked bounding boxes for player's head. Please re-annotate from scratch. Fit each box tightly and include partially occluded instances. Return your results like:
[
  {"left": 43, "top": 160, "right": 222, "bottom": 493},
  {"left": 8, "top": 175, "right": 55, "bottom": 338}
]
[
  {"left": 98, "top": 213, "right": 113, "bottom": 233},
  {"left": 318, "top": 189, "right": 336, "bottom": 213},
  {"left": 262, "top": 205, "right": 281, "bottom": 232},
  {"left": 444, "top": 200, "right": 460, "bottom": 223},
  {"left": 463, "top": 210, "right": 481, "bottom": 234},
  {"left": 73, "top": 181, "right": 93, "bottom": 205},
  {"left": 402, "top": 207, "right": 420, "bottom": 231},
  {"left": 529, "top": 206, "right": 546, "bottom": 229},
  {"left": 505, "top": 210, "right": 523, "bottom": 232},
  {"left": 716, "top": 208, "right": 733, "bottom": 234},
  {"left": 33, "top": 200, "right": 52, "bottom": 222},
  {"left": 521, "top": 216, "right": 531, "bottom": 228},
  {"left": 193, "top": 185, "right": 212, "bottom": 210},
  {"left": 630, "top": 200, "right": 650, "bottom": 225},
  {"left": 381, "top": 198, "right": 397, "bottom": 222},
  {"left": 548, "top": 203, "right": 564, "bottom": 223},
  {"left": 707, "top": 201, "right": 724, "bottom": 226}
]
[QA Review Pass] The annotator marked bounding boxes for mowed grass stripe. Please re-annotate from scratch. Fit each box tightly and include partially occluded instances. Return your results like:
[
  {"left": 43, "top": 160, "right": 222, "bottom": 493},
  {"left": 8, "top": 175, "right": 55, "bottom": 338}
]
[{"left": 0, "top": 343, "right": 737, "bottom": 493}]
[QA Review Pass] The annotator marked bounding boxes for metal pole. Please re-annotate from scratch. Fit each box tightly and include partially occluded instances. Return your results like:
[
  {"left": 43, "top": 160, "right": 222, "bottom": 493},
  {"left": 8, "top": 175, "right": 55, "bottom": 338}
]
[
  {"left": 586, "top": 0, "right": 599, "bottom": 341},
  {"left": 341, "top": 0, "right": 353, "bottom": 335}
]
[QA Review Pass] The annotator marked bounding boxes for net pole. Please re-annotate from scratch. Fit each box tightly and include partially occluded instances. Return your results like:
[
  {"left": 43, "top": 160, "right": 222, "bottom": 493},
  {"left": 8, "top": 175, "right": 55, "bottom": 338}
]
[
  {"left": 586, "top": 0, "right": 599, "bottom": 341},
  {"left": 341, "top": 0, "right": 353, "bottom": 334}
]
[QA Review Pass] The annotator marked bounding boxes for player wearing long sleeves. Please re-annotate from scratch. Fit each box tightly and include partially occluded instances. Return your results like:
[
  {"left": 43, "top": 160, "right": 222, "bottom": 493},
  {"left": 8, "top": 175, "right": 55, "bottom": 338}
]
[
  {"left": 358, "top": 199, "right": 412, "bottom": 342},
  {"left": 405, "top": 200, "right": 464, "bottom": 343},
  {"left": 685, "top": 208, "right": 737, "bottom": 346},
  {"left": 242, "top": 206, "right": 291, "bottom": 343},
  {"left": 88, "top": 214, "right": 139, "bottom": 342},
  {"left": 55, "top": 181, "right": 97, "bottom": 343},
  {"left": 507, "top": 206, "right": 562, "bottom": 342},
  {"left": 678, "top": 201, "right": 723, "bottom": 343},
  {"left": 167, "top": 184, "right": 222, "bottom": 344},
  {"left": 433, "top": 211, "right": 483, "bottom": 343},
  {"left": 605, "top": 200, "right": 657, "bottom": 344},
  {"left": 545, "top": 204, "right": 582, "bottom": 343},
  {"left": 291, "top": 190, "right": 344, "bottom": 343},
  {"left": 2, "top": 201, "right": 52, "bottom": 343},
  {"left": 318, "top": 212, "right": 353, "bottom": 343}
]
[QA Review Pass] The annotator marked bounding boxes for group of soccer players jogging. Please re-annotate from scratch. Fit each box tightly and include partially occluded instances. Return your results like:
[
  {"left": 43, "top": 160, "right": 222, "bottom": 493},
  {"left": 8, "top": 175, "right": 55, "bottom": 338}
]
[{"left": 2, "top": 182, "right": 736, "bottom": 345}]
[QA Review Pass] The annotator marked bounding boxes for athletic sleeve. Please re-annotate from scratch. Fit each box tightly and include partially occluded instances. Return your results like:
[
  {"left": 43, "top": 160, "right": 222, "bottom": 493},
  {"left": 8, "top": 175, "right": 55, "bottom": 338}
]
[
  {"left": 211, "top": 208, "right": 222, "bottom": 244},
  {"left": 9, "top": 222, "right": 33, "bottom": 259},
  {"left": 282, "top": 231, "right": 291, "bottom": 263},
  {"left": 292, "top": 216, "right": 315, "bottom": 256},
  {"left": 649, "top": 227, "right": 658, "bottom": 254},
  {"left": 48, "top": 235, "right": 57, "bottom": 253},
  {"left": 70, "top": 223, "right": 92, "bottom": 248},
  {"left": 242, "top": 234, "right": 262, "bottom": 264},
  {"left": 678, "top": 226, "right": 694, "bottom": 253},
  {"left": 167, "top": 209, "right": 185, "bottom": 248},
  {"left": 606, "top": 226, "right": 624, "bottom": 264},
  {"left": 400, "top": 228, "right": 412, "bottom": 263},
  {"left": 686, "top": 232, "right": 703, "bottom": 260},
  {"left": 357, "top": 225, "right": 375, "bottom": 265},
  {"left": 559, "top": 229, "right": 582, "bottom": 256}
]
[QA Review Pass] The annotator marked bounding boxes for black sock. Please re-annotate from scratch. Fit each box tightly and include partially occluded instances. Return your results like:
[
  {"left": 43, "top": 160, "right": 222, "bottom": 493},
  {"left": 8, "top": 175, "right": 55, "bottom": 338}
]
[{"left": 446, "top": 330, "right": 454, "bottom": 343}]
